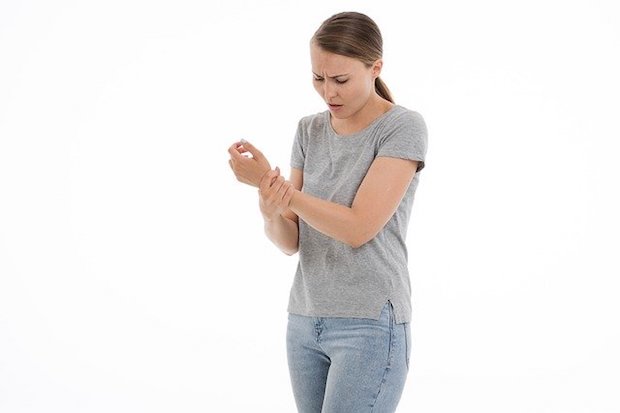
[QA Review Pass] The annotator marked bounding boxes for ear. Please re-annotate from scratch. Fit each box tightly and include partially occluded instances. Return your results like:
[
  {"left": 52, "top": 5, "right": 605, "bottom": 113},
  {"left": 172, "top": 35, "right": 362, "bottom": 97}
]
[{"left": 371, "top": 59, "right": 383, "bottom": 79}]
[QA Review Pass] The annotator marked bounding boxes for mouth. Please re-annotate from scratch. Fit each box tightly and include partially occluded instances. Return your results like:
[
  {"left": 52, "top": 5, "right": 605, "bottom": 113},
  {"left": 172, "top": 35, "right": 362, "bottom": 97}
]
[{"left": 328, "top": 103, "right": 343, "bottom": 110}]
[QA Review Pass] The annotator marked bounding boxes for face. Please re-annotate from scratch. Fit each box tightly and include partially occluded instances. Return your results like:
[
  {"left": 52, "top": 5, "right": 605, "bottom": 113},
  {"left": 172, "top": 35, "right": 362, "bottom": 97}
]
[{"left": 310, "top": 42, "right": 382, "bottom": 120}]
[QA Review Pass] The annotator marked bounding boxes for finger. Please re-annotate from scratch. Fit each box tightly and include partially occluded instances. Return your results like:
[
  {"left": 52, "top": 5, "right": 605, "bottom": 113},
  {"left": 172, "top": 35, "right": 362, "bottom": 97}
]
[
  {"left": 259, "top": 169, "right": 279, "bottom": 194},
  {"left": 267, "top": 176, "right": 286, "bottom": 203},
  {"left": 281, "top": 183, "right": 296, "bottom": 207},
  {"left": 273, "top": 175, "right": 285, "bottom": 189},
  {"left": 229, "top": 158, "right": 240, "bottom": 173},
  {"left": 268, "top": 167, "right": 281, "bottom": 186},
  {"left": 227, "top": 143, "right": 244, "bottom": 159},
  {"left": 230, "top": 141, "right": 250, "bottom": 155},
  {"left": 264, "top": 176, "right": 284, "bottom": 203},
  {"left": 261, "top": 167, "right": 280, "bottom": 188},
  {"left": 279, "top": 181, "right": 293, "bottom": 203},
  {"left": 275, "top": 178, "right": 290, "bottom": 198},
  {"left": 239, "top": 140, "right": 264, "bottom": 161}
]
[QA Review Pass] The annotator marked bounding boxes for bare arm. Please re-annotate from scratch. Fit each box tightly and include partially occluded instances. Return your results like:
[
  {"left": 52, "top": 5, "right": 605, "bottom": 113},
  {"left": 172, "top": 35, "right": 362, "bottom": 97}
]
[
  {"left": 288, "top": 157, "right": 419, "bottom": 248},
  {"left": 261, "top": 168, "right": 303, "bottom": 255},
  {"left": 227, "top": 140, "right": 417, "bottom": 251},
  {"left": 227, "top": 140, "right": 302, "bottom": 255}
]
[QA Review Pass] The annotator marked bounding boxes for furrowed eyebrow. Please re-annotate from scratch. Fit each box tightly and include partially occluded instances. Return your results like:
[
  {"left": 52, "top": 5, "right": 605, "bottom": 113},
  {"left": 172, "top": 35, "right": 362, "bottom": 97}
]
[{"left": 312, "top": 72, "right": 349, "bottom": 78}]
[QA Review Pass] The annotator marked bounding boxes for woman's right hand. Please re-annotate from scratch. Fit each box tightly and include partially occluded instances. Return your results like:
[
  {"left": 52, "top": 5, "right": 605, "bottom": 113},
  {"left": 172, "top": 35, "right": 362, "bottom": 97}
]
[{"left": 258, "top": 167, "right": 296, "bottom": 222}]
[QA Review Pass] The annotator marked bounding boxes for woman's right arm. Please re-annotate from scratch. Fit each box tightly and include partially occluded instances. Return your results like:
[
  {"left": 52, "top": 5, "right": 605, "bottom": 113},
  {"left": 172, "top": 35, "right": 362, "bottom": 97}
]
[{"left": 260, "top": 167, "right": 303, "bottom": 256}]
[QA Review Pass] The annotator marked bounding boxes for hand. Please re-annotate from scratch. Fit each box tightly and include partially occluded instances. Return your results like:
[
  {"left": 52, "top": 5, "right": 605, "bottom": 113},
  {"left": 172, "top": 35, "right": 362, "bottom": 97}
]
[
  {"left": 227, "top": 140, "right": 271, "bottom": 187},
  {"left": 258, "top": 168, "right": 296, "bottom": 221}
]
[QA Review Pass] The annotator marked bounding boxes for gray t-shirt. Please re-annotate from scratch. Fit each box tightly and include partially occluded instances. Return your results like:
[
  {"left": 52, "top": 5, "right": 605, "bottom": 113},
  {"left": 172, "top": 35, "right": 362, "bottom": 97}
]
[{"left": 288, "top": 104, "right": 428, "bottom": 324}]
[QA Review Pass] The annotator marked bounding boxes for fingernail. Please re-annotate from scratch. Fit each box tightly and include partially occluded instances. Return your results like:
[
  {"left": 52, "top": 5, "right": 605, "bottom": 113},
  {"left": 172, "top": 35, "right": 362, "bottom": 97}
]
[{"left": 240, "top": 139, "right": 248, "bottom": 144}]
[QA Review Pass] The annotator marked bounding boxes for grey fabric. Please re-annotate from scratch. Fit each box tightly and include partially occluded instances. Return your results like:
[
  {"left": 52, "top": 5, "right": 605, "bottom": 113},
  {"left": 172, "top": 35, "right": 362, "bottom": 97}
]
[{"left": 288, "top": 105, "right": 428, "bottom": 324}]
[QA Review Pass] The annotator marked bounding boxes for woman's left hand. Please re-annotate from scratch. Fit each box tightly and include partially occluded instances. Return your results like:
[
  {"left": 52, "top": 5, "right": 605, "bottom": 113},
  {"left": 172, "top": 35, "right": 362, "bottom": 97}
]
[
  {"left": 258, "top": 167, "right": 295, "bottom": 222},
  {"left": 228, "top": 140, "right": 272, "bottom": 187}
]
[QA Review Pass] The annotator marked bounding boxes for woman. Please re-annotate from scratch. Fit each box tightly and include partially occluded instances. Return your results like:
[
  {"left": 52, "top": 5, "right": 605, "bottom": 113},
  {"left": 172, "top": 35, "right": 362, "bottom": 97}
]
[{"left": 228, "top": 11, "right": 427, "bottom": 412}]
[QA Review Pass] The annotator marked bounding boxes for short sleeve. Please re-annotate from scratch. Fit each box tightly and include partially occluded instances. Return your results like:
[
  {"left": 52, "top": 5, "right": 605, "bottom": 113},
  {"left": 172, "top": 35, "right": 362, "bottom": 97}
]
[
  {"left": 290, "top": 118, "right": 306, "bottom": 170},
  {"left": 376, "top": 110, "right": 428, "bottom": 172}
]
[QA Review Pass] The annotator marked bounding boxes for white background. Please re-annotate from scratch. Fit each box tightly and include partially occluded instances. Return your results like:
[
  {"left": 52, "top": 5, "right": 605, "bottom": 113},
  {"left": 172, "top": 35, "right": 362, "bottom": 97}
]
[{"left": 1, "top": 0, "right": 619, "bottom": 412}]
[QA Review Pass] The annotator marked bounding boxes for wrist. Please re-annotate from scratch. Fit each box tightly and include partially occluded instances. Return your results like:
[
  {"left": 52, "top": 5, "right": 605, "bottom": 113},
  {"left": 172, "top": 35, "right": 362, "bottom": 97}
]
[
  {"left": 262, "top": 211, "right": 281, "bottom": 224},
  {"left": 288, "top": 188, "right": 301, "bottom": 212},
  {"left": 257, "top": 168, "right": 272, "bottom": 187}
]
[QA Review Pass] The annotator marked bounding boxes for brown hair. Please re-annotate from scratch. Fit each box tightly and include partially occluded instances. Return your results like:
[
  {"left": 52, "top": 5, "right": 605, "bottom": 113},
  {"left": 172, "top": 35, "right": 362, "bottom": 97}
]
[{"left": 312, "top": 11, "right": 394, "bottom": 103}]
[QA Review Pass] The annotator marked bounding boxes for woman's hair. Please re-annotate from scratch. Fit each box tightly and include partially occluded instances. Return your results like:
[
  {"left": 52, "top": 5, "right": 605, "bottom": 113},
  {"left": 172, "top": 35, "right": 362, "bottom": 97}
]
[{"left": 312, "top": 11, "right": 394, "bottom": 103}]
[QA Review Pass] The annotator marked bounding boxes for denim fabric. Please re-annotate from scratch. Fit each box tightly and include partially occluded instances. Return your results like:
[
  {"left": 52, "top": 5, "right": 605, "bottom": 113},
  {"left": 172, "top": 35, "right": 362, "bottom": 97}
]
[{"left": 286, "top": 302, "right": 411, "bottom": 412}]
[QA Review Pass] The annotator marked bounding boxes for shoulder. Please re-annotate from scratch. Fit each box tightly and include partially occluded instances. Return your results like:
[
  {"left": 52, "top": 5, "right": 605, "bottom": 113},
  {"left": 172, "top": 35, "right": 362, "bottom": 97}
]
[
  {"left": 294, "top": 111, "right": 330, "bottom": 147},
  {"left": 297, "top": 110, "right": 329, "bottom": 131},
  {"left": 372, "top": 106, "right": 427, "bottom": 147},
  {"left": 385, "top": 105, "right": 426, "bottom": 131}
]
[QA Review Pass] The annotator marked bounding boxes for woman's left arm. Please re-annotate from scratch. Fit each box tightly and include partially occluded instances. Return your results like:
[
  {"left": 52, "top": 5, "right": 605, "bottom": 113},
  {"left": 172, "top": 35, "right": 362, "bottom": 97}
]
[{"left": 288, "top": 157, "right": 419, "bottom": 248}]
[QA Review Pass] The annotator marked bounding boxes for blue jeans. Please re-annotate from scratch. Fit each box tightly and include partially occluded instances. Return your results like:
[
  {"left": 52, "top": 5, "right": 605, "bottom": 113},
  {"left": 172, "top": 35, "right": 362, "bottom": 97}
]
[{"left": 286, "top": 302, "right": 411, "bottom": 412}]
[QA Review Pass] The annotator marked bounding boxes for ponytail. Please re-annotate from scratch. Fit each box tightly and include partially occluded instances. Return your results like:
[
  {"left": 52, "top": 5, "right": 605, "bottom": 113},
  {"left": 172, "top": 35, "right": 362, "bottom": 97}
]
[{"left": 375, "top": 77, "right": 394, "bottom": 103}]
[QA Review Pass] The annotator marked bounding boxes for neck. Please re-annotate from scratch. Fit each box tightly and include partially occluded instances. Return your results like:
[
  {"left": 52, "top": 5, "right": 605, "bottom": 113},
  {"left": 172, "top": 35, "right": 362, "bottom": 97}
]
[{"left": 332, "top": 94, "right": 394, "bottom": 135}]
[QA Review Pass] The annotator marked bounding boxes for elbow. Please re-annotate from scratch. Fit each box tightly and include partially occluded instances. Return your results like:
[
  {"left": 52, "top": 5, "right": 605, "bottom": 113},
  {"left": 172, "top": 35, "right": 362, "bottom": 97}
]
[
  {"left": 344, "top": 212, "right": 382, "bottom": 248},
  {"left": 282, "top": 246, "right": 299, "bottom": 256},
  {"left": 280, "top": 241, "right": 299, "bottom": 256},
  {"left": 349, "top": 241, "right": 365, "bottom": 249},
  {"left": 348, "top": 239, "right": 370, "bottom": 249},
  {"left": 345, "top": 230, "right": 376, "bottom": 249}
]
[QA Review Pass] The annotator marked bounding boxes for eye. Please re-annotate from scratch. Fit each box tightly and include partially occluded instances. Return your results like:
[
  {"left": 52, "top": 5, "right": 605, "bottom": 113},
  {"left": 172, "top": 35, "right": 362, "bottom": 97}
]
[
  {"left": 313, "top": 76, "right": 323, "bottom": 82},
  {"left": 335, "top": 78, "right": 348, "bottom": 84}
]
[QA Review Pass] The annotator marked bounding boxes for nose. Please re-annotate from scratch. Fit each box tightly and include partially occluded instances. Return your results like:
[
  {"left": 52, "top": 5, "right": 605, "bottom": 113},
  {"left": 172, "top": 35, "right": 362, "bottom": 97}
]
[{"left": 323, "top": 80, "right": 337, "bottom": 100}]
